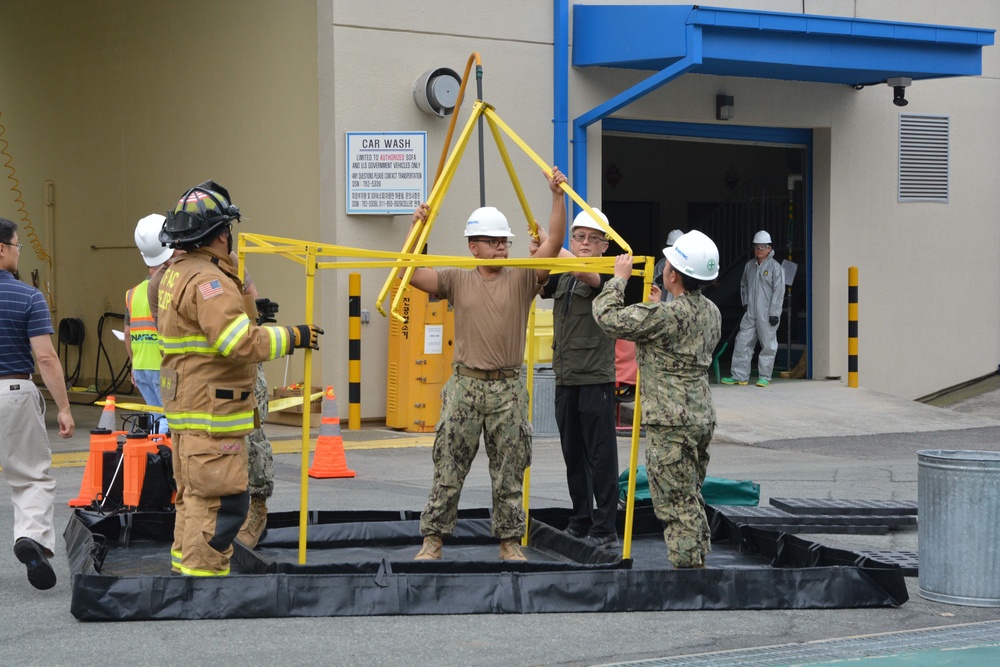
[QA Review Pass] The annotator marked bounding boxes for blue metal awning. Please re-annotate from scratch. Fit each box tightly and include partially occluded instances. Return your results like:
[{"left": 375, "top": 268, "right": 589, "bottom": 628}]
[
  {"left": 562, "top": 4, "right": 995, "bottom": 208},
  {"left": 573, "top": 5, "right": 994, "bottom": 85}
]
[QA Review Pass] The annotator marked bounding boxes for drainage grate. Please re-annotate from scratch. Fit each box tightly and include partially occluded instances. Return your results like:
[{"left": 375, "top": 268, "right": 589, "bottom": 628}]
[
  {"left": 769, "top": 498, "right": 918, "bottom": 516},
  {"left": 857, "top": 549, "right": 919, "bottom": 576},
  {"left": 713, "top": 505, "right": 915, "bottom": 528},
  {"left": 595, "top": 620, "right": 1000, "bottom": 667}
]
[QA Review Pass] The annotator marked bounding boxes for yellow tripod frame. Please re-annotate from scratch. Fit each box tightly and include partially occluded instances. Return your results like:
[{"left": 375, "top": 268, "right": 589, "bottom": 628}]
[{"left": 376, "top": 99, "right": 632, "bottom": 322}]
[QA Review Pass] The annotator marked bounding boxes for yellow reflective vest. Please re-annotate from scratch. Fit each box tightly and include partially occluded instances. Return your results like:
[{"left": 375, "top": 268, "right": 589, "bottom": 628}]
[
  {"left": 157, "top": 246, "right": 293, "bottom": 436},
  {"left": 126, "top": 277, "right": 161, "bottom": 372}
]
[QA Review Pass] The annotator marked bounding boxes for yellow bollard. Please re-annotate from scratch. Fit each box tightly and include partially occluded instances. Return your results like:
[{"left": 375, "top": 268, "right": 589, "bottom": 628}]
[
  {"left": 848, "top": 266, "right": 859, "bottom": 388},
  {"left": 348, "top": 272, "right": 361, "bottom": 430}
]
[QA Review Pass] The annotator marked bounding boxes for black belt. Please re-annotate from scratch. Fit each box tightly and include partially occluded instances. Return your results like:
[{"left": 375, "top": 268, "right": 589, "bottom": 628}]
[
  {"left": 0, "top": 374, "right": 30, "bottom": 381},
  {"left": 454, "top": 366, "right": 520, "bottom": 381}
]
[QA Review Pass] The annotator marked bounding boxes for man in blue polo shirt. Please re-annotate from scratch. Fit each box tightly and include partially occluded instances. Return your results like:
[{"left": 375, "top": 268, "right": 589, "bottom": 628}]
[{"left": 0, "top": 217, "right": 75, "bottom": 590}]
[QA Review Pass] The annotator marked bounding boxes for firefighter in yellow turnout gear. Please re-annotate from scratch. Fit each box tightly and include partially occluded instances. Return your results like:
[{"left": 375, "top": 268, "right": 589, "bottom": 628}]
[{"left": 156, "top": 181, "right": 323, "bottom": 576}]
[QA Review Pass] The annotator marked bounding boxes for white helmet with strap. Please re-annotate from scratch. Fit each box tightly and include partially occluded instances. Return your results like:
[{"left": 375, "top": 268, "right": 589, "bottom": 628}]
[
  {"left": 665, "top": 229, "right": 684, "bottom": 247},
  {"left": 464, "top": 207, "right": 514, "bottom": 237},
  {"left": 134, "top": 214, "right": 171, "bottom": 267},
  {"left": 753, "top": 230, "right": 772, "bottom": 245},
  {"left": 571, "top": 207, "right": 609, "bottom": 233},
  {"left": 664, "top": 230, "right": 720, "bottom": 281}
]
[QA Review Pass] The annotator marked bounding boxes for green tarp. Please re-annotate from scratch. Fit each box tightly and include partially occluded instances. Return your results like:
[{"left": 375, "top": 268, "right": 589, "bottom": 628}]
[{"left": 619, "top": 467, "right": 760, "bottom": 506}]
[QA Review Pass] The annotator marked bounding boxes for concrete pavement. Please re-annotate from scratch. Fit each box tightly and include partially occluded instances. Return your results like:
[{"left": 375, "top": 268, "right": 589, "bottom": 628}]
[{"left": 3, "top": 377, "right": 1000, "bottom": 666}]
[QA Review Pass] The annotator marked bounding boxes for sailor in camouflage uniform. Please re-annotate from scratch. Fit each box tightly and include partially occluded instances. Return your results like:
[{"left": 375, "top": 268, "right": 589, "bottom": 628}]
[
  {"left": 593, "top": 231, "right": 721, "bottom": 568},
  {"left": 405, "top": 167, "right": 567, "bottom": 562}
]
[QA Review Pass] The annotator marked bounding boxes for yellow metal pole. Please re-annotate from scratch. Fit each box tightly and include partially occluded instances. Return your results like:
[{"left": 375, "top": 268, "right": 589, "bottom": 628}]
[
  {"left": 298, "top": 244, "right": 318, "bottom": 564},
  {"left": 378, "top": 100, "right": 486, "bottom": 320},
  {"left": 848, "top": 266, "right": 859, "bottom": 388},
  {"left": 348, "top": 272, "right": 361, "bottom": 430},
  {"left": 621, "top": 255, "right": 653, "bottom": 561},
  {"left": 485, "top": 115, "right": 537, "bottom": 239},
  {"left": 236, "top": 233, "right": 246, "bottom": 282}
]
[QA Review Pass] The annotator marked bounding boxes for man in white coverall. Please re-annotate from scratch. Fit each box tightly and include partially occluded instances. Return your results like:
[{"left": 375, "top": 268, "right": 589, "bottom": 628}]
[{"left": 722, "top": 230, "right": 784, "bottom": 387}]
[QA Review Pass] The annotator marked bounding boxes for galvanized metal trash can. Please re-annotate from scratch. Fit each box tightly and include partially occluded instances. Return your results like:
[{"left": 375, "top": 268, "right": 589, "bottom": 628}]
[
  {"left": 526, "top": 365, "right": 558, "bottom": 437},
  {"left": 918, "top": 449, "right": 1000, "bottom": 606}
]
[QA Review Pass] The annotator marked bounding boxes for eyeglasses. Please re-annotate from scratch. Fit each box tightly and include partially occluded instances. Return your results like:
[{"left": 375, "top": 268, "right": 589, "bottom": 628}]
[
  {"left": 571, "top": 232, "right": 607, "bottom": 244},
  {"left": 473, "top": 237, "right": 512, "bottom": 249},
  {"left": 2, "top": 242, "right": 23, "bottom": 252}
]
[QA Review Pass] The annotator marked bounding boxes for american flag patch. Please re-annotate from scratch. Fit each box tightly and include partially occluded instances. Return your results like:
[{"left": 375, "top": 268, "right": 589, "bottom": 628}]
[{"left": 198, "top": 280, "right": 224, "bottom": 300}]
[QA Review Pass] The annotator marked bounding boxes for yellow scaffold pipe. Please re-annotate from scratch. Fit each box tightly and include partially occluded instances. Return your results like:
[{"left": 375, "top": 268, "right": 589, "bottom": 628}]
[
  {"left": 621, "top": 255, "right": 654, "bottom": 562},
  {"left": 485, "top": 113, "right": 539, "bottom": 241},
  {"left": 433, "top": 52, "right": 482, "bottom": 189},
  {"left": 375, "top": 99, "right": 485, "bottom": 321},
  {"left": 379, "top": 100, "right": 633, "bottom": 323},
  {"left": 480, "top": 106, "right": 631, "bottom": 255}
]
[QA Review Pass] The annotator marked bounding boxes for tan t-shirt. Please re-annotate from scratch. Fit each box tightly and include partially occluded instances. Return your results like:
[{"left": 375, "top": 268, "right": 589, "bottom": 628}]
[{"left": 436, "top": 267, "right": 540, "bottom": 371}]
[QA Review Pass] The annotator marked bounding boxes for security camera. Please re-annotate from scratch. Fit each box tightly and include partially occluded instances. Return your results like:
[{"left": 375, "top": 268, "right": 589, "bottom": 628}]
[{"left": 887, "top": 77, "right": 911, "bottom": 107}]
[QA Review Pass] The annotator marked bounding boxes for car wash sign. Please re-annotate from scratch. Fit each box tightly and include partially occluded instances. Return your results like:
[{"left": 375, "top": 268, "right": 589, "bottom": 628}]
[{"left": 346, "top": 132, "right": 426, "bottom": 214}]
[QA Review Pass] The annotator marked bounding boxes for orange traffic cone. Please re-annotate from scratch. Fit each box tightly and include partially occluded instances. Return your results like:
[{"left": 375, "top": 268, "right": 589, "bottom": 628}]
[
  {"left": 97, "top": 396, "right": 117, "bottom": 431},
  {"left": 308, "top": 387, "right": 356, "bottom": 479}
]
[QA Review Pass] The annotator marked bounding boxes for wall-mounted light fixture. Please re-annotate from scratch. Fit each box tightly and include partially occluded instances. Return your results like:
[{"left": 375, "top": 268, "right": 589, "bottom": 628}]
[
  {"left": 887, "top": 76, "right": 911, "bottom": 107},
  {"left": 716, "top": 94, "right": 735, "bottom": 121},
  {"left": 413, "top": 67, "right": 462, "bottom": 117}
]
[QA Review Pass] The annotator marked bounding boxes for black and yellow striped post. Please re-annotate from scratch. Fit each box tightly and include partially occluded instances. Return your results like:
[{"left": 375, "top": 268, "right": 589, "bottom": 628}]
[
  {"left": 348, "top": 272, "right": 361, "bottom": 429},
  {"left": 848, "top": 266, "right": 859, "bottom": 388}
]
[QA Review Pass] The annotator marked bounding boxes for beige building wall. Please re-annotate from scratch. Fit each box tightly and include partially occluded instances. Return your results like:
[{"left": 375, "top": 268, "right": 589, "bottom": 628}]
[
  {"left": 321, "top": 1, "right": 561, "bottom": 418},
  {"left": 0, "top": 0, "right": 996, "bottom": 418},
  {"left": 0, "top": 0, "right": 320, "bottom": 399}
]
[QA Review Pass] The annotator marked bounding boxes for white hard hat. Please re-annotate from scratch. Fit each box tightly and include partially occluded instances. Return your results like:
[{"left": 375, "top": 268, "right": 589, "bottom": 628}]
[
  {"left": 664, "top": 230, "right": 720, "bottom": 281},
  {"left": 753, "top": 230, "right": 772, "bottom": 245},
  {"left": 134, "top": 214, "right": 172, "bottom": 267},
  {"left": 665, "top": 229, "right": 684, "bottom": 247},
  {"left": 464, "top": 206, "right": 514, "bottom": 237},
  {"left": 571, "top": 207, "right": 609, "bottom": 233}
]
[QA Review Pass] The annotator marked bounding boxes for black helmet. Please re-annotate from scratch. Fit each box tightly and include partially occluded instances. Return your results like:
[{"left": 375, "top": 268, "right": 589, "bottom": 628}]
[{"left": 159, "top": 180, "right": 241, "bottom": 248}]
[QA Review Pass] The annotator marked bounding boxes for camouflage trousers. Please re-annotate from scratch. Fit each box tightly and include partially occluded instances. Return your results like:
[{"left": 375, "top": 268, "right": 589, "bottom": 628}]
[
  {"left": 420, "top": 373, "right": 532, "bottom": 540},
  {"left": 247, "top": 363, "right": 274, "bottom": 499},
  {"left": 645, "top": 423, "right": 713, "bottom": 568}
]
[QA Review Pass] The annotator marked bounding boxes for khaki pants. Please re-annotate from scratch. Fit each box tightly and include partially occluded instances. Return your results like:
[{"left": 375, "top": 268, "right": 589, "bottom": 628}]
[
  {"left": 0, "top": 380, "right": 56, "bottom": 554},
  {"left": 171, "top": 432, "right": 250, "bottom": 576}
]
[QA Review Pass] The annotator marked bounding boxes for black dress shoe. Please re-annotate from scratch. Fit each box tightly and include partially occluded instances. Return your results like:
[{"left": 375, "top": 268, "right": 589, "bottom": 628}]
[
  {"left": 14, "top": 537, "right": 56, "bottom": 590},
  {"left": 583, "top": 534, "right": 620, "bottom": 550}
]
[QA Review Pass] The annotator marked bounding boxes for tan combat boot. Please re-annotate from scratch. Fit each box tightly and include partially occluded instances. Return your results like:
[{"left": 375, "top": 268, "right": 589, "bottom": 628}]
[
  {"left": 499, "top": 538, "right": 527, "bottom": 561},
  {"left": 236, "top": 496, "right": 268, "bottom": 549},
  {"left": 414, "top": 534, "right": 443, "bottom": 560}
]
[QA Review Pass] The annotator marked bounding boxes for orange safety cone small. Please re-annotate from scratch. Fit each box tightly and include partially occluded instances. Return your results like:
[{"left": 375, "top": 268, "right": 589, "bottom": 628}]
[
  {"left": 97, "top": 395, "right": 117, "bottom": 431},
  {"left": 307, "top": 387, "right": 356, "bottom": 479}
]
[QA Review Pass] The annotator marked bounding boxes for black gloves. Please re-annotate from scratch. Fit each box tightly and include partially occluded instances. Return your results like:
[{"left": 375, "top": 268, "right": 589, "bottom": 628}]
[
  {"left": 255, "top": 298, "right": 279, "bottom": 325},
  {"left": 769, "top": 316, "right": 779, "bottom": 327},
  {"left": 290, "top": 324, "right": 324, "bottom": 350}
]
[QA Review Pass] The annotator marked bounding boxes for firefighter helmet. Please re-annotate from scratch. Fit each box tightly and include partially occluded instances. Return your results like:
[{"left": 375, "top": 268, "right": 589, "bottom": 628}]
[{"left": 159, "top": 180, "right": 241, "bottom": 248}]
